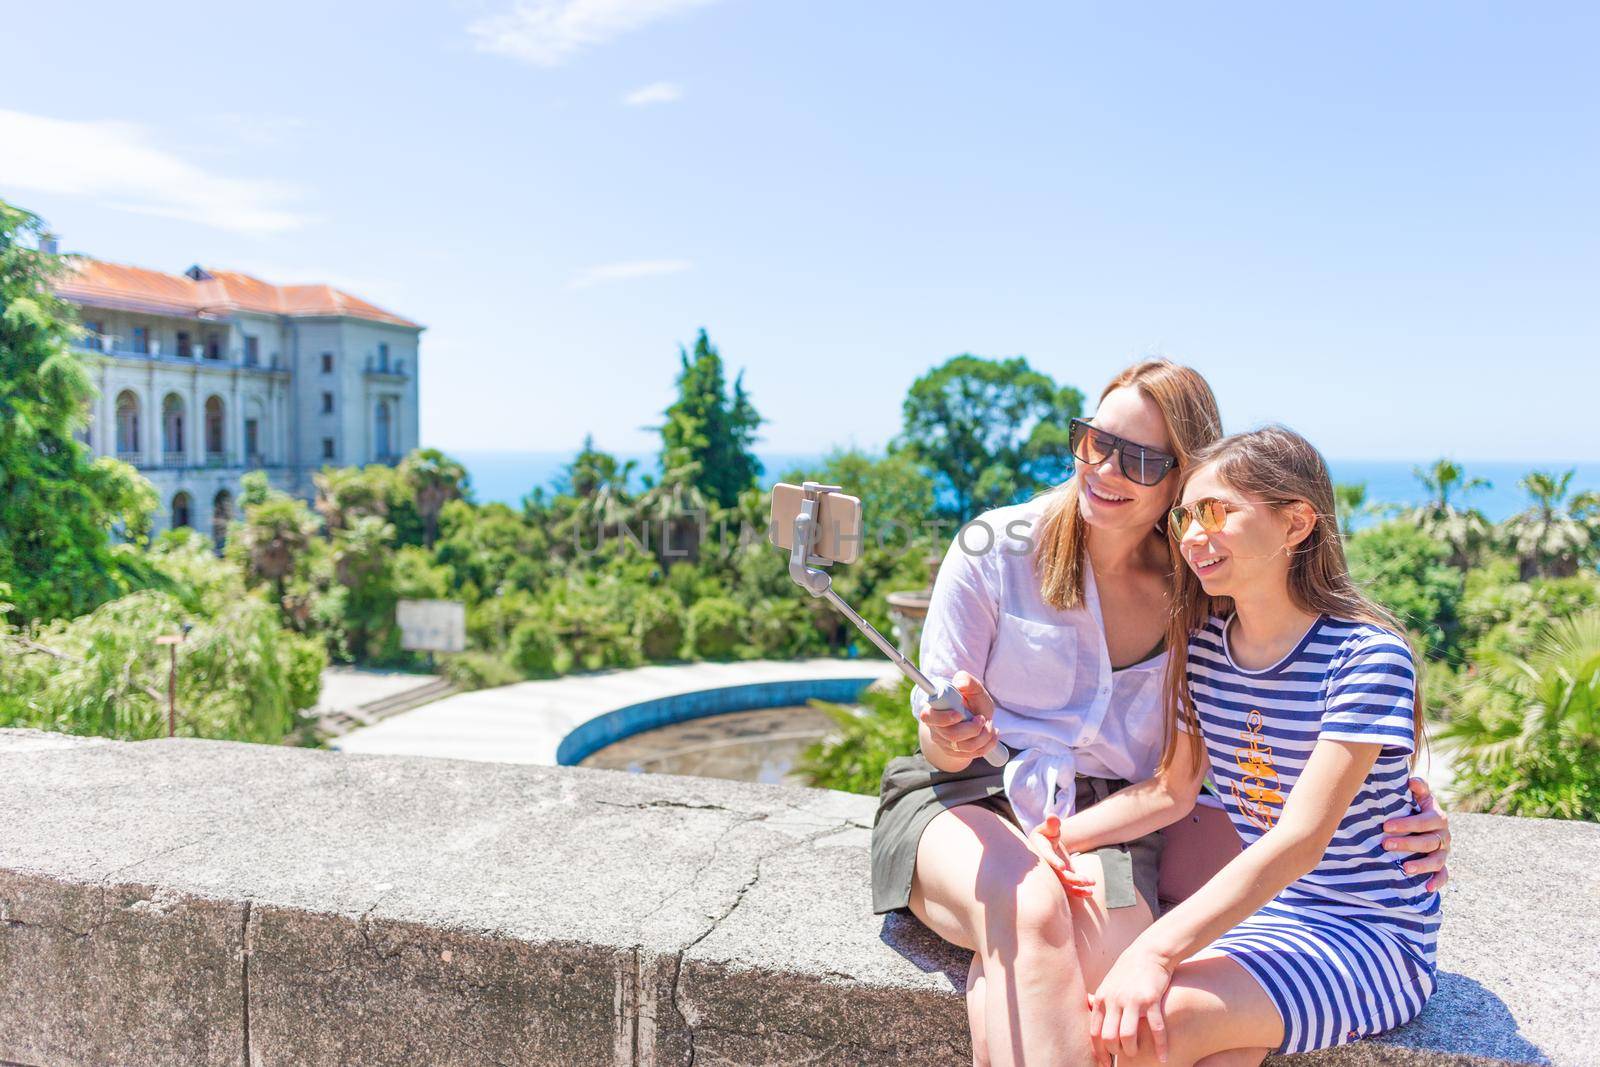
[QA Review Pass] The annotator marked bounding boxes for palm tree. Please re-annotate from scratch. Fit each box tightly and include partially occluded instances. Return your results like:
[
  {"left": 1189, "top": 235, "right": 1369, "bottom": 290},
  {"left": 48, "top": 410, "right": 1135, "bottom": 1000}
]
[
  {"left": 565, "top": 435, "right": 638, "bottom": 531},
  {"left": 400, "top": 449, "right": 468, "bottom": 548},
  {"left": 313, "top": 466, "right": 392, "bottom": 531},
  {"left": 1438, "top": 608, "right": 1600, "bottom": 819},
  {"left": 635, "top": 458, "right": 711, "bottom": 566},
  {"left": 1402, "top": 459, "right": 1492, "bottom": 568},
  {"left": 237, "top": 495, "right": 320, "bottom": 604},
  {"left": 1501, "top": 470, "right": 1594, "bottom": 580}
]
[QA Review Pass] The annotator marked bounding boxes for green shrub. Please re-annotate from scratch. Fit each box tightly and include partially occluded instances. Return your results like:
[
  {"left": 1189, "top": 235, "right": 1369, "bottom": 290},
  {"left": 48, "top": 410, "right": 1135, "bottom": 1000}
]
[
  {"left": 440, "top": 650, "right": 524, "bottom": 691},
  {"left": 744, "top": 598, "right": 821, "bottom": 659},
  {"left": 687, "top": 596, "right": 743, "bottom": 659},
  {"left": 509, "top": 617, "right": 559, "bottom": 676},
  {"left": 798, "top": 677, "right": 920, "bottom": 794},
  {"left": 633, "top": 590, "right": 687, "bottom": 661},
  {"left": 1439, "top": 608, "right": 1600, "bottom": 820}
]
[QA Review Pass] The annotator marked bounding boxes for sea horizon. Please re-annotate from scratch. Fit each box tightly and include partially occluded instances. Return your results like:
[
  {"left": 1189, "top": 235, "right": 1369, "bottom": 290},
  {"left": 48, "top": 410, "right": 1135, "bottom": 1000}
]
[{"left": 445, "top": 448, "right": 1600, "bottom": 527}]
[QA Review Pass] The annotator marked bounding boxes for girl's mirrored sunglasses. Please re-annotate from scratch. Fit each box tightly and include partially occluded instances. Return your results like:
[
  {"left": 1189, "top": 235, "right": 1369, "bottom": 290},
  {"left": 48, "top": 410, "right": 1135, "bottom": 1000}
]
[
  {"left": 1167, "top": 497, "right": 1301, "bottom": 541},
  {"left": 1068, "top": 418, "right": 1177, "bottom": 487}
]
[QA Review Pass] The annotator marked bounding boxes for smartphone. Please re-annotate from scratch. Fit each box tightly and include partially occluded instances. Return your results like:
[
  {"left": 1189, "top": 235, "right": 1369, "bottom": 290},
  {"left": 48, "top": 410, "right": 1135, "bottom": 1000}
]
[{"left": 768, "top": 483, "right": 864, "bottom": 565}]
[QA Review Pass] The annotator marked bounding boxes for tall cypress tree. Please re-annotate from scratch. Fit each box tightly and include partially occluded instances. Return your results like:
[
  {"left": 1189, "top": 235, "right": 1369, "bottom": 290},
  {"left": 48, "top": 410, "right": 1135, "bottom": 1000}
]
[
  {"left": 659, "top": 329, "right": 763, "bottom": 508},
  {"left": 0, "top": 199, "right": 156, "bottom": 622}
]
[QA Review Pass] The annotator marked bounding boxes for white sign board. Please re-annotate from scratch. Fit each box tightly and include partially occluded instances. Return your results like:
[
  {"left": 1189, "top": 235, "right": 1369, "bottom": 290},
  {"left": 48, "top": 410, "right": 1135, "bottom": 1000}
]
[{"left": 397, "top": 599, "right": 467, "bottom": 653}]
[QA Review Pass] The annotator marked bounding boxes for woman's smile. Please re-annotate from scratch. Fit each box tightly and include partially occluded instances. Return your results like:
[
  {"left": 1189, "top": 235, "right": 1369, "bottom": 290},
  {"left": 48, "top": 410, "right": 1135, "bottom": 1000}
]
[{"left": 1085, "top": 479, "right": 1135, "bottom": 505}]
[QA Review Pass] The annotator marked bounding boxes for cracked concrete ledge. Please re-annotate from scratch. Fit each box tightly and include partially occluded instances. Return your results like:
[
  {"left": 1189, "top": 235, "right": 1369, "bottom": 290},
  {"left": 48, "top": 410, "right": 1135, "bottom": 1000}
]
[{"left": 0, "top": 727, "right": 1594, "bottom": 1066}]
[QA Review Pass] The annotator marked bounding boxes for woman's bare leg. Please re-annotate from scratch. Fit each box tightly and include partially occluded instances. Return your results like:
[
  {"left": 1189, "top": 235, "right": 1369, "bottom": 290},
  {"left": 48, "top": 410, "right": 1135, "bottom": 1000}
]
[
  {"left": 909, "top": 805, "right": 1094, "bottom": 1067},
  {"left": 953, "top": 851, "right": 1158, "bottom": 1066},
  {"left": 1062, "top": 849, "right": 1157, "bottom": 991},
  {"left": 1112, "top": 954, "right": 1283, "bottom": 1067}
]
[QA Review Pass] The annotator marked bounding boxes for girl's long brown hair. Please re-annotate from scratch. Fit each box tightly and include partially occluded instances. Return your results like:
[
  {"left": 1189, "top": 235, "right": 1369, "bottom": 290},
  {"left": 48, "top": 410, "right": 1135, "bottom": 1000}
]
[
  {"left": 1158, "top": 425, "right": 1427, "bottom": 774},
  {"left": 1035, "top": 360, "right": 1223, "bottom": 609}
]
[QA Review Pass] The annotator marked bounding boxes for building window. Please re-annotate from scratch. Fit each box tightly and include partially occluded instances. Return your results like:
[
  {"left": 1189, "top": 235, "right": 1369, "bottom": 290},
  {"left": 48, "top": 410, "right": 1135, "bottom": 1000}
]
[
  {"left": 322, "top": 437, "right": 336, "bottom": 460},
  {"left": 162, "top": 393, "right": 186, "bottom": 457},
  {"left": 82, "top": 321, "right": 104, "bottom": 351},
  {"left": 177, "top": 332, "right": 193, "bottom": 358},
  {"left": 321, "top": 352, "right": 334, "bottom": 374},
  {"left": 244, "top": 336, "right": 259, "bottom": 366},
  {"left": 132, "top": 327, "right": 149, "bottom": 355},
  {"left": 322, "top": 391, "right": 335, "bottom": 414},
  {"left": 205, "top": 336, "right": 222, "bottom": 360},
  {"left": 204, "top": 396, "right": 226, "bottom": 456},
  {"left": 376, "top": 342, "right": 390, "bottom": 371},
  {"left": 115, "top": 391, "right": 141, "bottom": 456},
  {"left": 375, "top": 399, "right": 393, "bottom": 460},
  {"left": 244, "top": 419, "right": 261, "bottom": 465}
]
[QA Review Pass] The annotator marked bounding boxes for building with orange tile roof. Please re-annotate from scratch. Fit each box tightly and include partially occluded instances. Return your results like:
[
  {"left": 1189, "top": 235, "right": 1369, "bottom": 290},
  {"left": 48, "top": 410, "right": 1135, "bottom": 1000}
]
[{"left": 54, "top": 250, "right": 423, "bottom": 542}]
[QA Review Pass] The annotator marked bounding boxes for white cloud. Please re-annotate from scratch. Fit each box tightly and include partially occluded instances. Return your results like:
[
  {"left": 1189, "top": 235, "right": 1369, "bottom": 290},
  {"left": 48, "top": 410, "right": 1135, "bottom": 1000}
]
[
  {"left": 0, "top": 109, "right": 309, "bottom": 236},
  {"left": 568, "top": 258, "right": 692, "bottom": 289},
  {"left": 623, "top": 81, "right": 684, "bottom": 106},
  {"left": 469, "top": 0, "right": 721, "bottom": 67}
]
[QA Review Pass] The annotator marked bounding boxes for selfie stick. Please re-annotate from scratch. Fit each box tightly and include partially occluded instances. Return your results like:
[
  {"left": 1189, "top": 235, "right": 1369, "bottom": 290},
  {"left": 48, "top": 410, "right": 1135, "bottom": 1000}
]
[{"left": 784, "top": 481, "right": 1009, "bottom": 768}]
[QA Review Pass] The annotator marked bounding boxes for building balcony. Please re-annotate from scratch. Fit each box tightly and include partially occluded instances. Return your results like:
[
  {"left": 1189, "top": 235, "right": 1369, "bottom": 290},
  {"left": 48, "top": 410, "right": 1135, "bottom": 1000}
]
[
  {"left": 77, "top": 342, "right": 289, "bottom": 375},
  {"left": 114, "top": 451, "right": 144, "bottom": 466},
  {"left": 363, "top": 357, "right": 408, "bottom": 379},
  {"left": 204, "top": 451, "right": 229, "bottom": 468},
  {"left": 161, "top": 452, "right": 188, "bottom": 469}
]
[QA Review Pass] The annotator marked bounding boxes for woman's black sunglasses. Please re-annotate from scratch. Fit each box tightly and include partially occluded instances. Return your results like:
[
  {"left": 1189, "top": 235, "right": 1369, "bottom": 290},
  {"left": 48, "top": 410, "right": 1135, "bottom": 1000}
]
[{"left": 1069, "top": 418, "right": 1178, "bottom": 487}]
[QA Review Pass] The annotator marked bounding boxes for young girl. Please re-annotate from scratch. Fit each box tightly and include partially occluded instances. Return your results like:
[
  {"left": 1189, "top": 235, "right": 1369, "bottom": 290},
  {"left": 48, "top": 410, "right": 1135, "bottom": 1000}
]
[{"left": 1058, "top": 425, "right": 1441, "bottom": 1066}]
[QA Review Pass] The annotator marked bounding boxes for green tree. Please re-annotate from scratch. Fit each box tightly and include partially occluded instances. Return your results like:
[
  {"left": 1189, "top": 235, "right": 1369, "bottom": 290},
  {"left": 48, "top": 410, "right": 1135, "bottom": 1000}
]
[
  {"left": 1346, "top": 521, "right": 1464, "bottom": 660},
  {"left": 0, "top": 587, "right": 324, "bottom": 744},
  {"left": 1501, "top": 469, "right": 1593, "bottom": 581},
  {"left": 893, "top": 354, "right": 1083, "bottom": 517},
  {"left": 1439, "top": 608, "right": 1600, "bottom": 820},
  {"left": 659, "top": 329, "right": 763, "bottom": 509},
  {"left": 0, "top": 199, "right": 159, "bottom": 622}
]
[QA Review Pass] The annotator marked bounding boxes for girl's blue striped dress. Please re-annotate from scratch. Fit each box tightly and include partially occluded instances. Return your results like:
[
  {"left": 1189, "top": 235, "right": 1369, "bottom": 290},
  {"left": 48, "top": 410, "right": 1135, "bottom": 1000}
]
[{"left": 1183, "top": 613, "right": 1441, "bottom": 1055}]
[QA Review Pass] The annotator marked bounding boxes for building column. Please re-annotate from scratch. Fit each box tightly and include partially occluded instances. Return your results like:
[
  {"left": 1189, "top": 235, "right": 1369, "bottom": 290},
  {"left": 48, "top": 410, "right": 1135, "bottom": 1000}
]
[
  {"left": 230, "top": 374, "right": 243, "bottom": 467},
  {"left": 142, "top": 369, "right": 158, "bottom": 465},
  {"left": 188, "top": 373, "right": 202, "bottom": 467}
]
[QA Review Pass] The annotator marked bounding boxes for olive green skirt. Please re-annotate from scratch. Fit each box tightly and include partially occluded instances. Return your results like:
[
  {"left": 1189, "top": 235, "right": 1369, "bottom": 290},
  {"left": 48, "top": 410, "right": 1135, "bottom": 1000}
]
[{"left": 869, "top": 751, "right": 1166, "bottom": 916}]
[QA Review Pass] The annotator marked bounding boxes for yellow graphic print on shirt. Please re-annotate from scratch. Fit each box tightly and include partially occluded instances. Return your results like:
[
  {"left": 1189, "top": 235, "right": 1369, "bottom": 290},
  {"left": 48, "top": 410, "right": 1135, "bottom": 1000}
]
[{"left": 1232, "top": 709, "right": 1284, "bottom": 831}]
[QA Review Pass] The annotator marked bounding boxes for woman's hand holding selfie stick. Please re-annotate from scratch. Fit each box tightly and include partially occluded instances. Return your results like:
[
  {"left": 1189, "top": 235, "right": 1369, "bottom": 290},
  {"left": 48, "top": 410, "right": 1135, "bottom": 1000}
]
[
  {"left": 772, "top": 481, "right": 1010, "bottom": 770},
  {"left": 928, "top": 671, "right": 1093, "bottom": 898}
]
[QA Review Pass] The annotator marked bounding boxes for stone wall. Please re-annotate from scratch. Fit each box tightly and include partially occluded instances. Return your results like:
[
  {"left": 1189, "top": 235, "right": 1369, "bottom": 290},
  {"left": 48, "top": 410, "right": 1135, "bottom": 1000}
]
[{"left": 0, "top": 728, "right": 1592, "bottom": 1066}]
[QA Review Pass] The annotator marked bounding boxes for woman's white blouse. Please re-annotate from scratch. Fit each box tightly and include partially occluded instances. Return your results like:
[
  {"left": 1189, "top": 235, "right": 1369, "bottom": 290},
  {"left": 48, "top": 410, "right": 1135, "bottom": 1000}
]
[{"left": 910, "top": 493, "right": 1170, "bottom": 836}]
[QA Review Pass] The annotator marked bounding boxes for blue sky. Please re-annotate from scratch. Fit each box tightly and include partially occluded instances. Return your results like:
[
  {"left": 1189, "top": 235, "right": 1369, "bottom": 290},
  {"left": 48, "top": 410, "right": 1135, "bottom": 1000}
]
[{"left": 3, "top": 1, "right": 1597, "bottom": 461}]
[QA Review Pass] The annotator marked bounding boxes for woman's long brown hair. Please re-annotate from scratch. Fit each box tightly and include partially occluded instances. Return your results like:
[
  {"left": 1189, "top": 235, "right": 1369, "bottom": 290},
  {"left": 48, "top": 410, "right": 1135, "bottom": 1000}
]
[
  {"left": 1158, "top": 425, "right": 1427, "bottom": 774},
  {"left": 1034, "top": 359, "right": 1223, "bottom": 609}
]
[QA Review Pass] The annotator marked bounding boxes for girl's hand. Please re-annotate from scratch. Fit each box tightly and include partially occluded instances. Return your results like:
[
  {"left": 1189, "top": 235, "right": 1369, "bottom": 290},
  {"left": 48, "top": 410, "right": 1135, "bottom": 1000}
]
[
  {"left": 1026, "top": 815, "right": 1096, "bottom": 899},
  {"left": 917, "top": 670, "right": 1000, "bottom": 763},
  {"left": 1382, "top": 776, "right": 1452, "bottom": 892},
  {"left": 1089, "top": 947, "right": 1174, "bottom": 1064}
]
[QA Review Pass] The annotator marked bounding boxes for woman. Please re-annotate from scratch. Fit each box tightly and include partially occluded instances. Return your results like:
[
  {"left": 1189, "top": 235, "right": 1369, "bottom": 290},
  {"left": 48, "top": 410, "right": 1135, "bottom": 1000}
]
[
  {"left": 867, "top": 360, "right": 1451, "bottom": 1067},
  {"left": 1080, "top": 425, "right": 1441, "bottom": 1065}
]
